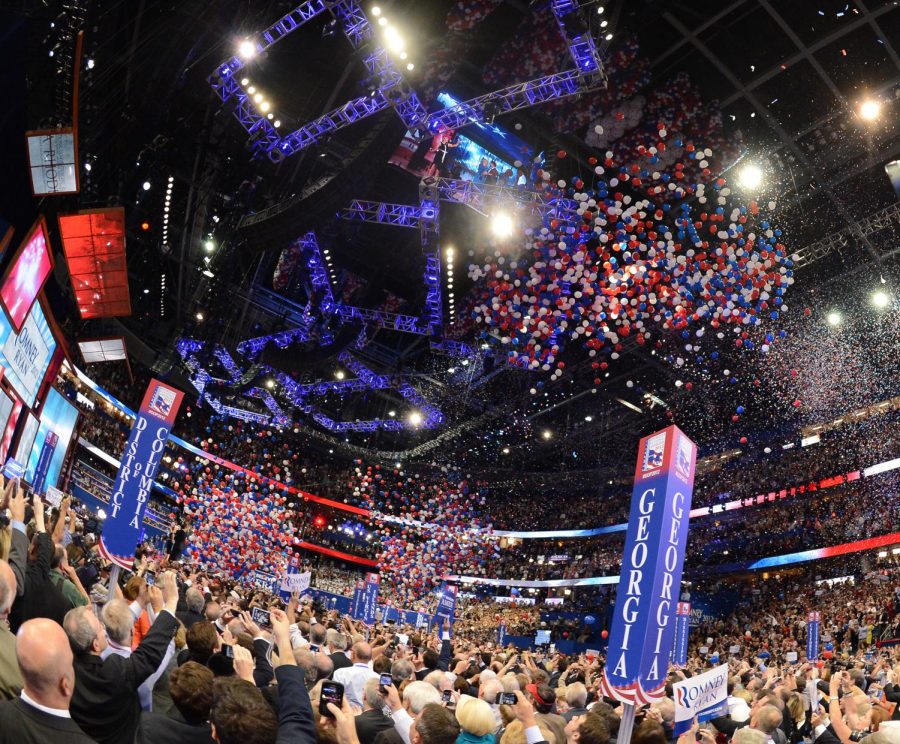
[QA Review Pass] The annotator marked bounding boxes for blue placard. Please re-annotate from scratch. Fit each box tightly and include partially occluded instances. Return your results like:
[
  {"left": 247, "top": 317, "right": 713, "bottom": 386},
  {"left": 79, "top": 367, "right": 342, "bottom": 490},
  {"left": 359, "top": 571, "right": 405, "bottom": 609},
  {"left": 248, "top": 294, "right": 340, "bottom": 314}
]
[
  {"left": 31, "top": 430, "right": 57, "bottom": 495},
  {"left": 498, "top": 623, "right": 507, "bottom": 647},
  {"left": 2, "top": 456, "right": 24, "bottom": 479},
  {"left": 602, "top": 425, "right": 696, "bottom": 704},
  {"left": 362, "top": 573, "right": 379, "bottom": 625},
  {"left": 806, "top": 611, "right": 820, "bottom": 660},
  {"left": 250, "top": 569, "right": 278, "bottom": 594},
  {"left": 98, "top": 380, "right": 184, "bottom": 569},
  {"left": 672, "top": 602, "right": 691, "bottom": 667},
  {"left": 431, "top": 582, "right": 458, "bottom": 629},
  {"left": 351, "top": 581, "right": 363, "bottom": 619}
]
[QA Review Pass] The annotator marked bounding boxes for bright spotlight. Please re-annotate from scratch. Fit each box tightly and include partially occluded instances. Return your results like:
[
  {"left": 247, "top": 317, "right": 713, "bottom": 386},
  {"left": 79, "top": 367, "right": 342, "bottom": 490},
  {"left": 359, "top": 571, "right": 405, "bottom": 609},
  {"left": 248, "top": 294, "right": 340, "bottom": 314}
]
[
  {"left": 388, "top": 410, "right": 396, "bottom": 417},
  {"left": 383, "top": 25, "right": 404, "bottom": 53},
  {"left": 859, "top": 99, "right": 881, "bottom": 121},
  {"left": 247, "top": 86, "right": 256, "bottom": 94},
  {"left": 260, "top": 101, "right": 271, "bottom": 112},
  {"left": 378, "top": 16, "right": 388, "bottom": 26},
  {"left": 409, "top": 411, "right": 423, "bottom": 426},
  {"left": 335, "top": 370, "right": 345, "bottom": 380},
  {"left": 204, "top": 240, "right": 215, "bottom": 251},
  {"left": 502, "top": 447, "right": 510, "bottom": 454},
  {"left": 491, "top": 212, "right": 514, "bottom": 238},
  {"left": 542, "top": 429, "right": 552, "bottom": 440},
  {"left": 738, "top": 164, "right": 763, "bottom": 190},
  {"left": 238, "top": 39, "right": 256, "bottom": 59},
  {"left": 406, "top": 63, "right": 415, "bottom": 71},
  {"left": 826, "top": 311, "right": 842, "bottom": 326},
  {"left": 371, "top": 5, "right": 381, "bottom": 15},
  {"left": 872, "top": 290, "right": 890, "bottom": 308},
  {"left": 196, "top": 312, "right": 204, "bottom": 321},
  {"left": 142, "top": 181, "right": 151, "bottom": 191},
  {"left": 240, "top": 77, "right": 249, "bottom": 86},
  {"left": 253, "top": 93, "right": 263, "bottom": 103},
  {"left": 266, "top": 379, "right": 275, "bottom": 389},
  {"left": 273, "top": 119, "right": 282, "bottom": 128}
]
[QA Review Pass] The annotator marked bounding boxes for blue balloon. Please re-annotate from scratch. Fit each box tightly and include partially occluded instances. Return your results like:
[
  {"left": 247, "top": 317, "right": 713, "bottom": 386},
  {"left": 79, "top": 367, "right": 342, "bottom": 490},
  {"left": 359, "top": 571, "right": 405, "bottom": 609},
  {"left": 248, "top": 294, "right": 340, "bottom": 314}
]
[{"left": 584, "top": 615, "right": 597, "bottom": 625}]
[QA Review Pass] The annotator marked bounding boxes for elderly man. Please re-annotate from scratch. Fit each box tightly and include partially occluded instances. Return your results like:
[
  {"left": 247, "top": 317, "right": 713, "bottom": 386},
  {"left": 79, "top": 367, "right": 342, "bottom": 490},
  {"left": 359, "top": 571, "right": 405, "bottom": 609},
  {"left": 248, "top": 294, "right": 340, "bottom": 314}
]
[
  {"left": 100, "top": 598, "right": 175, "bottom": 710},
  {"left": 328, "top": 627, "right": 352, "bottom": 672},
  {"left": 356, "top": 677, "right": 395, "bottom": 744},
  {"left": 0, "top": 618, "right": 94, "bottom": 742},
  {"left": 176, "top": 587, "right": 206, "bottom": 629},
  {"left": 334, "top": 640, "right": 379, "bottom": 708},
  {"left": 0, "top": 559, "right": 23, "bottom": 700},
  {"left": 563, "top": 683, "right": 589, "bottom": 722},
  {"left": 379, "top": 680, "right": 443, "bottom": 744},
  {"left": 64, "top": 570, "right": 180, "bottom": 744}
]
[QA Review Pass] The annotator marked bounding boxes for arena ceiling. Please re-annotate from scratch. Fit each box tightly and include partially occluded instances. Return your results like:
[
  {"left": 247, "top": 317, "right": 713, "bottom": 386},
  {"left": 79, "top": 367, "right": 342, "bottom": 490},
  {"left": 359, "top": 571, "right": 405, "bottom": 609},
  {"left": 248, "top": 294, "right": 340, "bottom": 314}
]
[{"left": 1, "top": 0, "right": 899, "bottom": 469}]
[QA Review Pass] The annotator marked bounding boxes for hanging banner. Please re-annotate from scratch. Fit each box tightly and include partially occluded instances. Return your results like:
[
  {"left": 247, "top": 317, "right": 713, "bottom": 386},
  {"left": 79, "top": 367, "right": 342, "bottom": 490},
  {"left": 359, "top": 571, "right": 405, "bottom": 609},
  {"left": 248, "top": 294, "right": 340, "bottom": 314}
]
[
  {"left": 99, "top": 379, "right": 184, "bottom": 569},
  {"left": 673, "top": 663, "right": 728, "bottom": 735},
  {"left": 672, "top": 602, "right": 691, "bottom": 667},
  {"left": 431, "top": 582, "right": 458, "bottom": 629},
  {"left": 362, "top": 572, "right": 379, "bottom": 625},
  {"left": 498, "top": 623, "right": 507, "bottom": 647},
  {"left": 601, "top": 425, "right": 697, "bottom": 705},
  {"left": 351, "top": 580, "right": 364, "bottom": 619},
  {"left": 31, "top": 431, "right": 58, "bottom": 495},
  {"left": 806, "top": 611, "right": 820, "bottom": 660}
]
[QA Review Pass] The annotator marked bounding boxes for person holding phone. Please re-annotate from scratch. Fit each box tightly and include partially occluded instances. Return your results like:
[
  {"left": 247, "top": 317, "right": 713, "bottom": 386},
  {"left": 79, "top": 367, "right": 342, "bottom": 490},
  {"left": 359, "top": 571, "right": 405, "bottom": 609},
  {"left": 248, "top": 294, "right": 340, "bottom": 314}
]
[
  {"left": 333, "top": 641, "right": 379, "bottom": 709},
  {"left": 355, "top": 677, "right": 396, "bottom": 744}
]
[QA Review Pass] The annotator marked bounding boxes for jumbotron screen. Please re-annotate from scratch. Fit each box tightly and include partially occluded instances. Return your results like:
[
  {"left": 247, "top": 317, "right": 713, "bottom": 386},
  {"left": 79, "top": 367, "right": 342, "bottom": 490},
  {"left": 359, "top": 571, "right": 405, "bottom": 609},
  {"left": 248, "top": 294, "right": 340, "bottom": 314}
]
[
  {"left": 0, "top": 299, "right": 57, "bottom": 409},
  {"left": 24, "top": 388, "right": 79, "bottom": 492},
  {"left": 0, "top": 217, "right": 53, "bottom": 333}
]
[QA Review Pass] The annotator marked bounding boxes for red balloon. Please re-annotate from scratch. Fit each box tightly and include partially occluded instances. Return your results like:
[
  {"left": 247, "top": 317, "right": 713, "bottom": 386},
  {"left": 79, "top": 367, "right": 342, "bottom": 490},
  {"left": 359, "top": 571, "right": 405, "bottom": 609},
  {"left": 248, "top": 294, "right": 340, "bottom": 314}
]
[{"left": 601, "top": 630, "right": 609, "bottom": 639}]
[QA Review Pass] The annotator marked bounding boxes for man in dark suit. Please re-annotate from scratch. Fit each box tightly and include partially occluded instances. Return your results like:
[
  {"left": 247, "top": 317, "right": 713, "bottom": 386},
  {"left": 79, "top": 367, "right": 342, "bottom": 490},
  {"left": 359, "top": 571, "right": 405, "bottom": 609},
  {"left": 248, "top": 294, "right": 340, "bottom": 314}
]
[
  {"left": 137, "top": 661, "right": 215, "bottom": 743},
  {"left": 0, "top": 617, "right": 94, "bottom": 742},
  {"left": 65, "top": 569, "right": 181, "bottom": 744},
  {"left": 356, "top": 678, "right": 395, "bottom": 744},
  {"left": 175, "top": 587, "right": 206, "bottom": 629}
]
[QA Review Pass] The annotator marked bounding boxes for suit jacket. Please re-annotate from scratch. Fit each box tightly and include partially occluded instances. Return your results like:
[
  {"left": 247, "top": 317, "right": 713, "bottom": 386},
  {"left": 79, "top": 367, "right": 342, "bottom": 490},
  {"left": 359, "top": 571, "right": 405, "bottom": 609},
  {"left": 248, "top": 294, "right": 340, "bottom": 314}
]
[
  {"left": 70, "top": 610, "right": 178, "bottom": 744},
  {"left": 7, "top": 529, "right": 69, "bottom": 633},
  {"left": 175, "top": 609, "right": 205, "bottom": 629},
  {"left": 356, "top": 708, "right": 395, "bottom": 744},
  {"left": 884, "top": 683, "right": 900, "bottom": 720},
  {"left": 331, "top": 651, "right": 353, "bottom": 673},
  {"left": 374, "top": 728, "right": 404, "bottom": 744},
  {"left": 137, "top": 708, "right": 215, "bottom": 744},
  {"left": 0, "top": 623, "right": 23, "bottom": 701},
  {"left": 0, "top": 697, "right": 95, "bottom": 743},
  {"left": 275, "top": 664, "right": 316, "bottom": 744}
]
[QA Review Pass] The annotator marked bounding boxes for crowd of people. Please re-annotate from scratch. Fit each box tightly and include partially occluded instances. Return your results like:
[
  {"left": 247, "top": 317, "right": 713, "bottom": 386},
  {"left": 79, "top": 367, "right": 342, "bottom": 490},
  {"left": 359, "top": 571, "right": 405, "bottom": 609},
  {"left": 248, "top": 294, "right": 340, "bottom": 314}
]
[{"left": 4, "top": 463, "right": 900, "bottom": 744}]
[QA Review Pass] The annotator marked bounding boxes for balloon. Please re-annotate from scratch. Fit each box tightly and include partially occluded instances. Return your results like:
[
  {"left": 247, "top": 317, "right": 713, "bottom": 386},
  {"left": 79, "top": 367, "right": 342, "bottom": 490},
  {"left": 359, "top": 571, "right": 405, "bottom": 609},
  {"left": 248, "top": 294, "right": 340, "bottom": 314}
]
[
  {"left": 601, "top": 630, "right": 609, "bottom": 639},
  {"left": 584, "top": 615, "right": 596, "bottom": 625}
]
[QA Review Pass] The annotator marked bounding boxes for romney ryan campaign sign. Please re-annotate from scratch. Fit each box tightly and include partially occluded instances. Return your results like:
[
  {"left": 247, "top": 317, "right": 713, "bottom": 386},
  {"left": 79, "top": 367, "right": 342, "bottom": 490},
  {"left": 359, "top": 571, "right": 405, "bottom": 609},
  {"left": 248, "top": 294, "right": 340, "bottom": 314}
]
[
  {"left": 100, "top": 380, "right": 184, "bottom": 569},
  {"left": 673, "top": 663, "right": 729, "bottom": 735},
  {"left": 601, "top": 425, "right": 697, "bottom": 705}
]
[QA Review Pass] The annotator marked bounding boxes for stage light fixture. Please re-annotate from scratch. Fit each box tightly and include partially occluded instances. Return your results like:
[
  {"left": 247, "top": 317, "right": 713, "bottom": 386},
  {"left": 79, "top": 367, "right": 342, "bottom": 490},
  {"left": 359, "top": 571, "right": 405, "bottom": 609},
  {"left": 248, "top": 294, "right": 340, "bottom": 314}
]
[
  {"left": 142, "top": 181, "right": 151, "bottom": 191},
  {"left": 872, "top": 290, "right": 890, "bottom": 308},
  {"left": 406, "top": 63, "right": 414, "bottom": 71},
  {"left": 737, "top": 163, "right": 763, "bottom": 190},
  {"left": 388, "top": 410, "right": 396, "bottom": 417},
  {"left": 826, "top": 311, "right": 842, "bottom": 326},
  {"left": 266, "top": 379, "right": 275, "bottom": 389},
  {"left": 202, "top": 269, "right": 215, "bottom": 278},
  {"left": 600, "top": 20, "right": 608, "bottom": 27},
  {"left": 378, "top": 16, "right": 388, "bottom": 26},
  {"left": 247, "top": 85, "right": 256, "bottom": 94},
  {"left": 502, "top": 447, "right": 510, "bottom": 454},
  {"left": 274, "top": 120, "right": 281, "bottom": 128},
  {"left": 238, "top": 39, "right": 256, "bottom": 59},
  {"left": 491, "top": 212, "right": 514, "bottom": 238},
  {"left": 241, "top": 77, "right": 249, "bottom": 86},
  {"left": 87, "top": 58, "right": 95, "bottom": 69},
  {"left": 542, "top": 429, "right": 552, "bottom": 440},
  {"left": 196, "top": 312, "right": 204, "bottom": 321},
  {"left": 267, "top": 113, "right": 274, "bottom": 120},
  {"left": 409, "top": 411, "right": 423, "bottom": 426},
  {"left": 384, "top": 25, "right": 404, "bottom": 53},
  {"left": 605, "top": 33, "right": 613, "bottom": 40},
  {"left": 141, "top": 221, "right": 150, "bottom": 231},
  {"left": 253, "top": 93, "right": 263, "bottom": 103},
  {"left": 204, "top": 240, "right": 215, "bottom": 251},
  {"left": 84, "top": 162, "right": 92, "bottom": 172},
  {"left": 597, "top": 5, "right": 605, "bottom": 13},
  {"left": 335, "top": 370, "right": 345, "bottom": 380},
  {"left": 859, "top": 99, "right": 881, "bottom": 121}
]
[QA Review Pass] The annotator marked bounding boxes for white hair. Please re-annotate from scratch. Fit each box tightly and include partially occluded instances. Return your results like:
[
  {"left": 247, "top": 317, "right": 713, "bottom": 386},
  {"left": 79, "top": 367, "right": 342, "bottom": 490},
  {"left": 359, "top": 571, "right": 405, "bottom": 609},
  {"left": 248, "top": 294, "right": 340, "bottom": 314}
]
[{"left": 403, "top": 680, "right": 442, "bottom": 714}]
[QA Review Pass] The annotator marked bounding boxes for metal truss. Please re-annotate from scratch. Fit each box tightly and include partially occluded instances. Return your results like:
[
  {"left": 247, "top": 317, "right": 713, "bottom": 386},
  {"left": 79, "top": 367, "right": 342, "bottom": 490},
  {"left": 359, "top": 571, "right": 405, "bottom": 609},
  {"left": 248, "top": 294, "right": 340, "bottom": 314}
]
[
  {"left": 334, "top": 305, "right": 430, "bottom": 334},
  {"left": 176, "top": 338, "right": 444, "bottom": 432},
  {"left": 211, "top": 0, "right": 604, "bottom": 160},
  {"left": 339, "top": 200, "right": 423, "bottom": 228},
  {"left": 794, "top": 202, "right": 900, "bottom": 268},
  {"left": 237, "top": 326, "right": 313, "bottom": 360},
  {"left": 298, "top": 231, "right": 335, "bottom": 313}
]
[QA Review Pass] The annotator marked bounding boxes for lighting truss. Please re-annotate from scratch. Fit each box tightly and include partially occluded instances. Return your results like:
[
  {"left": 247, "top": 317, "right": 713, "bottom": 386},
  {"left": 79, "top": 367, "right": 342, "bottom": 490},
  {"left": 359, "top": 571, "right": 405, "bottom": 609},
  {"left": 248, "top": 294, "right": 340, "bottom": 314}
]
[
  {"left": 237, "top": 326, "right": 313, "bottom": 360},
  {"left": 210, "top": 0, "right": 426, "bottom": 161},
  {"left": 211, "top": 0, "right": 604, "bottom": 160},
  {"left": 339, "top": 200, "right": 423, "bottom": 228},
  {"left": 794, "top": 202, "right": 900, "bottom": 268},
  {"left": 176, "top": 339, "right": 445, "bottom": 432},
  {"left": 334, "top": 305, "right": 430, "bottom": 334},
  {"left": 299, "top": 231, "right": 335, "bottom": 313}
]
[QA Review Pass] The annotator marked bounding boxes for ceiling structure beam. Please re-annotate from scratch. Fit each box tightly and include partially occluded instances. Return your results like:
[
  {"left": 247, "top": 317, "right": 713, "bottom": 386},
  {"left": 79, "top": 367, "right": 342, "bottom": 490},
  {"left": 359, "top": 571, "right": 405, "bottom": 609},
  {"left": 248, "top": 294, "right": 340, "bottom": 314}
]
[{"left": 663, "top": 11, "right": 882, "bottom": 264}]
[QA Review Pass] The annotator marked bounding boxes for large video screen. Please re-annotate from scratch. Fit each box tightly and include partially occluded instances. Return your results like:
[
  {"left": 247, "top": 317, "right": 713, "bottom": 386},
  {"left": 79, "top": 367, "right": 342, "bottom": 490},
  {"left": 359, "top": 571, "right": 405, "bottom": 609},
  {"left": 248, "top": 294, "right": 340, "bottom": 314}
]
[
  {"left": 0, "top": 299, "right": 57, "bottom": 408},
  {"left": 25, "top": 388, "right": 79, "bottom": 492},
  {"left": 14, "top": 412, "right": 38, "bottom": 464},
  {"left": 0, "top": 217, "right": 53, "bottom": 333}
]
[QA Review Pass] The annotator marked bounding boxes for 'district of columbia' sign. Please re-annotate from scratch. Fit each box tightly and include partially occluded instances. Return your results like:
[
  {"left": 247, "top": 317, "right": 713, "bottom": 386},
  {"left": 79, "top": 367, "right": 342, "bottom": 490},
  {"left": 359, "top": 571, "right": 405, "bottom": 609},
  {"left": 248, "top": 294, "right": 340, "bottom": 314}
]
[
  {"left": 600, "top": 425, "right": 697, "bottom": 704},
  {"left": 99, "top": 379, "right": 184, "bottom": 569}
]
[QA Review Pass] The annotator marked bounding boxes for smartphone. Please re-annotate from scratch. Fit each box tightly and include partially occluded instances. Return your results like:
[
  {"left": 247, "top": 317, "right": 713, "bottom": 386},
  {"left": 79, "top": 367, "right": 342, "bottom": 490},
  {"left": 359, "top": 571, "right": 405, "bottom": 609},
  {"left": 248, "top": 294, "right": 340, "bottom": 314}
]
[
  {"left": 442, "top": 689, "right": 454, "bottom": 706},
  {"left": 495, "top": 692, "right": 517, "bottom": 705},
  {"left": 222, "top": 644, "right": 234, "bottom": 659},
  {"left": 871, "top": 689, "right": 884, "bottom": 700},
  {"left": 379, "top": 673, "right": 393, "bottom": 693},
  {"left": 320, "top": 681, "right": 344, "bottom": 717},
  {"left": 251, "top": 607, "right": 271, "bottom": 626},
  {"left": 144, "top": 571, "right": 156, "bottom": 586}
]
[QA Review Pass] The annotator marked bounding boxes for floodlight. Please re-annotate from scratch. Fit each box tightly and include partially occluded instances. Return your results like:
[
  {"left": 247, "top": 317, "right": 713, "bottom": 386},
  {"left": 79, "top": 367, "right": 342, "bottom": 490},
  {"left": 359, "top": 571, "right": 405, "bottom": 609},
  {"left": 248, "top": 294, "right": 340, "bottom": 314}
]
[
  {"left": 826, "top": 311, "right": 841, "bottom": 326},
  {"left": 859, "top": 99, "right": 881, "bottom": 121},
  {"left": 491, "top": 212, "right": 514, "bottom": 238},
  {"left": 409, "top": 411, "right": 423, "bottom": 426},
  {"left": 738, "top": 164, "right": 763, "bottom": 190},
  {"left": 872, "top": 290, "right": 890, "bottom": 308},
  {"left": 238, "top": 39, "right": 256, "bottom": 59}
]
